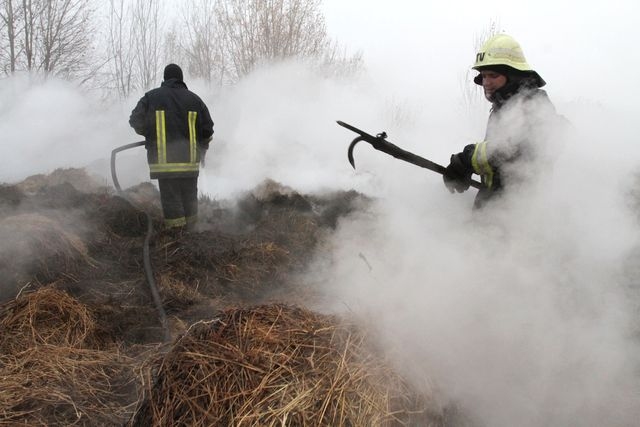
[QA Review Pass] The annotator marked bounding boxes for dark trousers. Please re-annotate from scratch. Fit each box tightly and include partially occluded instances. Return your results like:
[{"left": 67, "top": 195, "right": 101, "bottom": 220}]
[{"left": 158, "top": 177, "right": 198, "bottom": 229}]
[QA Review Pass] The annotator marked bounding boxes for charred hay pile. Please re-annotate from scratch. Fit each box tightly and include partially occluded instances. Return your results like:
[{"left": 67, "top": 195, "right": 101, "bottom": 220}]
[
  {"left": 0, "top": 213, "right": 94, "bottom": 290},
  {"left": 131, "top": 304, "right": 441, "bottom": 426},
  {"left": 0, "top": 287, "right": 135, "bottom": 426},
  {"left": 0, "top": 168, "right": 446, "bottom": 426}
]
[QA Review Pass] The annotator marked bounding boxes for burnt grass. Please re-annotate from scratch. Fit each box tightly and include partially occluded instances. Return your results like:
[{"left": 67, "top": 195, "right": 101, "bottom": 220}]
[
  {"left": 0, "top": 171, "right": 370, "bottom": 345},
  {"left": 0, "top": 170, "right": 484, "bottom": 427},
  {"left": 0, "top": 171, "right": 375, "bottom": 425}
]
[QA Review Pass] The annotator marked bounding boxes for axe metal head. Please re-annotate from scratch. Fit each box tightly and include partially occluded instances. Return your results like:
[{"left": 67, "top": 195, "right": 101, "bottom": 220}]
[{"left": 347, "top": 138, "right": 360, "bottom": 169}]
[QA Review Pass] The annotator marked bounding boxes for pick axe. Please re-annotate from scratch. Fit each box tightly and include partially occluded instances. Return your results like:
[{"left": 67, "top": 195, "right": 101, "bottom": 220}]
[{"left": 337, "top": 120, "right": 482, "bottom": 189}]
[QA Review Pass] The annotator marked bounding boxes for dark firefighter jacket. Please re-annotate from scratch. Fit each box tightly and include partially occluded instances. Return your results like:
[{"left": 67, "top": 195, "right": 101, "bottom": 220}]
[
  {"left": 457, "top": 87, "right": 562, "bottom": 207},
  {"left": 129, "top": 79, "right": 214, "bottom": 180}
]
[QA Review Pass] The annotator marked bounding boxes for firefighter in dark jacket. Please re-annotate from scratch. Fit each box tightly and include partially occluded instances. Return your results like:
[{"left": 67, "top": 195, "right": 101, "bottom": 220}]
[
  {"left": 443, "top": 34, "right": 560, "bottom": 208},
  {"left": 129, "top": 64, "right": 214, "bottom": 231}
]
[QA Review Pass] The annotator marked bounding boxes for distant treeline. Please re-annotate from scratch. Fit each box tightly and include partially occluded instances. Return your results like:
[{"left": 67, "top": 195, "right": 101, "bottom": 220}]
[{"left": 0, "top": 0, "right": 361, "bottom": 97}]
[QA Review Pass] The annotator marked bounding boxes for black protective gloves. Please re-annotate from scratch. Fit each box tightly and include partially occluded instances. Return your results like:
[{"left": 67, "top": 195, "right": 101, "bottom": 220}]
[{"left": 443, "top": 153, "right": 473, "bottom": 193}]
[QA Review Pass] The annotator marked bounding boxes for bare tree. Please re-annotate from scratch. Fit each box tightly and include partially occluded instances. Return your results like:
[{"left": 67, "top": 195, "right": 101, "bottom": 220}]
[
  {"left": 21, "top": 0, "right": 36, "bottom": 70},
  {"left": 0, "top": 0, "right": 94, "bottom": 78},
  {"left": 131, "top": 0, "right": 161, "bottom": 90},
  {"left": 0, "top": 0, "right": 19, "bottom": 74},
  {"left": 102, "top": 0, "right": 163, "bottom": 98},
  {"left": 106, "top": 0, "right": 136, "bottom": 97},
  {"left": 179, "top": 0, "right": 225, "bottom": 83},
  {"left": 37, "top": 0, "right": 93, "bottom": 78},
  {"left": 162, "top": 27, "right": 185, "bottom": 70},
  {"left": 215, "top": 0, "right": 359, "bottom": 82},
  {"left": 460, "top": 19, "right": 501, "bottom": 114},
  {"left": 319, "top": 39, "right": 363, "bottom": 79}
]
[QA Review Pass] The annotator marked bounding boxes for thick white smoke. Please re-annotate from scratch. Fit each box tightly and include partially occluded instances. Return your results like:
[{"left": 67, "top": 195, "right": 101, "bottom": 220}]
[
  {"left": 308, "top": 96, "right": 640, "bottom": 425},
  {"left": 1, "top": 53, "right": 639, "bottom": 427}
]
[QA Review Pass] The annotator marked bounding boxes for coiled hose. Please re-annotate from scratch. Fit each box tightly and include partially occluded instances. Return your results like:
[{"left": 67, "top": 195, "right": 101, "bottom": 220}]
[{"left": 110, "top": 141, "right": 170, "bottom": 342}]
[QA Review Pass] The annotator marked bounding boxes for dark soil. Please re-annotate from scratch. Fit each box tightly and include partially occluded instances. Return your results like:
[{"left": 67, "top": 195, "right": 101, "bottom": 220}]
[
  {"left": 0, "top": 168, "right": 466, "bottom": 427},
  {"left": 0, "top": 169, "right": 370, "bottom": 345}
]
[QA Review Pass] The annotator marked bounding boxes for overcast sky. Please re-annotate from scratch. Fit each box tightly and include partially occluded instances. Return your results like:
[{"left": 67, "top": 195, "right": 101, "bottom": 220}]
[{"left": 322, "top": 0, "right": 640, "bottom": 112}]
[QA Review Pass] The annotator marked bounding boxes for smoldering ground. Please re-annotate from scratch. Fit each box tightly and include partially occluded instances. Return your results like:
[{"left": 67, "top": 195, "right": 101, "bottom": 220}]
[
  {"left": 2, "top": 57, "right": 640, "bottom": 426},
  {"left": 309, "top": 102, "right": 640, "bottom": 426},
  {"left": 154, "top": 64, "right": 640, "bottom": 425}
]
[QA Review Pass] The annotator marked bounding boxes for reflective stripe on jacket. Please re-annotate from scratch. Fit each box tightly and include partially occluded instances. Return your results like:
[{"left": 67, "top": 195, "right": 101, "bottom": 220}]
[
  {"left": 129, "top": 79, "right": 214, "bottom": 179},
  {"left": 471, "top": 141, "right": 495, "bottom": 189},
  {"left": 460, "top": 87, "right": 558, "bottom": 206}
]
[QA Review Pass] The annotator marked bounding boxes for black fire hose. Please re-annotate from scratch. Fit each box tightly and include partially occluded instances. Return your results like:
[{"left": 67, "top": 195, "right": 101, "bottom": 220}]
[{"left": 110, "top": 141, "right": 170, "bottom": 342}]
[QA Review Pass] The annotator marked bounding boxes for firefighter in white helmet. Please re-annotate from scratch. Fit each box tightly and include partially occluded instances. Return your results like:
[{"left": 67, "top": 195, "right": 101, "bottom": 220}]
[{"left": 443, "top": 34, "right": 561, "bottom": 208}]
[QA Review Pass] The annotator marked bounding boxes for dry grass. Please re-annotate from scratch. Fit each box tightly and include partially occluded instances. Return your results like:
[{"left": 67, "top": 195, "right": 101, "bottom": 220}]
[
  {"left": 0, "top": 287, "right": 137, "bottom": 426},
  {"left": 0, "top": 286, "right": 98, "bottom": 353},
  {"left": 0, "top": 345, "right": 135, "bottom": 426},
  {"left": 16, "top": 167, "right": 105, "bottom": 195},
  {"left": 155, "top": 232, "right": 293, "bottom": 300},
  {"left": 0, "top": 213, "right": 94, "bottom": 284},
  {"left": 131, "top": 304, "right": 442, "bottom": 427},
  {"left": 0, "top": 177, "right": 441, "bottom": 426},
  {"left": 254, "top": 211, "right": 320, "bottom": 260},
  {"left": 157, "top": 273, "right": 205, "bottom": 308},
  {"left": 216, "top": 240, "right": 291, "bottom": 287}
]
